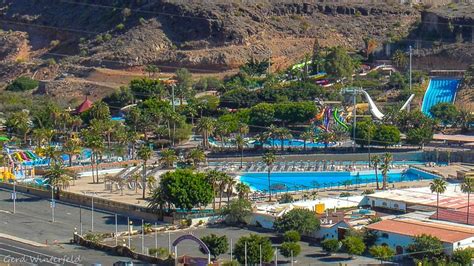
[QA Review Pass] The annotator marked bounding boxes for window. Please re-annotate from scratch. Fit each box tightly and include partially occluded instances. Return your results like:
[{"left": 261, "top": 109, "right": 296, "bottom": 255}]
[
  {"left": 382, "top": 202, "right": 387, "bottom": 207},
  {"left": 458, "top": 242, "right": 461, "bottom": 246},
  {"left": 382, "top": 233, "right": 389, "bottom": 238},
  {"left": 394, "top": 203, "right": 399, "bottom": 209}
]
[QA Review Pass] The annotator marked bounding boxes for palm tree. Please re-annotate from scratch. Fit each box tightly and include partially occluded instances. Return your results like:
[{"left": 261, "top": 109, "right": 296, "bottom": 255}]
[
  {"left": 265, "top": 125, "right": 278, "bottom": 149},
  {"left": 461, "top": 178, "right": 474, "bottom": 225},
  {"left": 226, "top": 178, "right": 237, "bottom": 205},
  {"left": 430, "top": 178, "right": 447, "bottom": 220},
  {"left": 131, "top": 173, "right": 140, "bottom": 194},
  {"left": 236, "top": 183, "right": 251, "bottom": 199},
  {"left": 137, "top": 145, "right": 153, "bottom": 199},
  {"left": 82, "top": 130, "right": 105, "bottom": 183},
  {"left": 43, "top": 146, "right": 60, "bottom": 166},
  {"left": 62, "top": 138, "right": 82, "bottom": 167},
  {"left": 44, "top": 162, "right": 75, "bottom": 191},
  {"left": 262, "top": 152, "right": 276, "bottom": 201},
  {"left": 276, "top": 127, "right": 292, "bottom": 151},
  {"left": 457, "top": 109, "right": 472, "bottom": 132},
  {"left": 300, "top": 131, "right": 314, "bottom": 151},
  {"left": 319, "top": 131, "right": 334, "bottom": 151},
  {"left": 235, "top": 135, "right": 245, "bottom": 168},
  {"left": 392, "top": 49, "right": 408, "bottom": 69},
  {"left": 196, "top": 117, "right": 215, "bottom": 149},
  {"left": 187, "top": 148, "right": 206, "bottom": 167},
  {"left": 218, "top": 173, "right": 231, "bottom": 209},
  {"left": 146, "top": 176, "right": 157, "bottom": 193},
  {"left": 206, "top": 170, "right": 221, "bottom": 211},
  {"left": 159, "top": 148, "right": 177, "bottom": 168},
  {"left": 380, "top": 153, "right": 393, "bottom": 190},
  {"left": 371, "top": 155, "right": 381, "bottom": 190}
]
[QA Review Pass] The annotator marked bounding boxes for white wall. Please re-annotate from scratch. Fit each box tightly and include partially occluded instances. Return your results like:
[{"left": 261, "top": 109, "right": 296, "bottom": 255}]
[
  {"left": 312, "top": 221, "right": 351, "bottom": 240},
  {"left": 250, "top": 213, "right": 276, "bottom": 229},
  {"left": 366, "top": 196, "right": 407, "bottom": 211}
]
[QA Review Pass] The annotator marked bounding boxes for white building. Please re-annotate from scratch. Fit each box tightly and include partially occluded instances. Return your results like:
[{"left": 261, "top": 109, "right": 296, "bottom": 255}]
[{"left": 366, "top": 218, "right": 474, "bottom": 255}]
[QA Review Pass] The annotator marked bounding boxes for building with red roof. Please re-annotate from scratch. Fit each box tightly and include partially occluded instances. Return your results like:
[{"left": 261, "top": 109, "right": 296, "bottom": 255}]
[{"left": 74, "top": 97, "right": 93, "bottom": 114}]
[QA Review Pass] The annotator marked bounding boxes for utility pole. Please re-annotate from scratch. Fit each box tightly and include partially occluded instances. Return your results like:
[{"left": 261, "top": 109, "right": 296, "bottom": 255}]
[
  {"left": 171, "top": 84, "right": 176, "bottom": 146},
  {"left": 12, "top": 181, "right": 16, "bottom": 214},
  {"left": 115, "top": 214, "right": 118, "bottom": 246},
  {"left": 79, "top": 205, "right": 83, "bottom": 235},
  {"left": 408, "top": 45, "right": 412, "bottom": 112},
  {"left": 352, "top": 88, "right": 357, "bottom": 152}
]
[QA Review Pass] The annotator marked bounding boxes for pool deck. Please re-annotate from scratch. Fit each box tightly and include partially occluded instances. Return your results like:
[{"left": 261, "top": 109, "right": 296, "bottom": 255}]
[{"left": 413, "top": 163, "right": 473, "bottom": 179}]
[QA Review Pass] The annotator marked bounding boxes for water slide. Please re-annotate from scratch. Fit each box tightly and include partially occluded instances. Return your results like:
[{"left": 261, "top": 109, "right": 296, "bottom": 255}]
[
  {"left": 421, "top": 78, "right": 461, "bottom": 118},
  {"left": 359, "top": 90, "right": 385, "bottom": 120},
  {"left": 400, "top": 94, "right": 415, "bottom": 111},
  {"left": 333, "top": 108, "right": 349, "bottom": 130},
  {"left": 14, "top": 153, "right": 23, "bottom": 162},
  {"left": 315, "top": 107, "right": 326, "bottom": 120}
]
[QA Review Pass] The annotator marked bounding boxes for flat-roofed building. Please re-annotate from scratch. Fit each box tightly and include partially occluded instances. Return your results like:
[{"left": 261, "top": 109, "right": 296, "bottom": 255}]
[{"left": 366, "top": 218, "right": 474, "bottom": 255}]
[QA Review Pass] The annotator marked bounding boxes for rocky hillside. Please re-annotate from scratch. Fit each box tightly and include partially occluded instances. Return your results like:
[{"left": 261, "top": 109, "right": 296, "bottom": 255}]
[{"left": 0, "top": 0, "right": 419, "bottom": 71}]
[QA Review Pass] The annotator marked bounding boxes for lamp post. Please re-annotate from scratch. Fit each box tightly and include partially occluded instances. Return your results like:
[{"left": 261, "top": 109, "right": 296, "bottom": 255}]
[
  {"left": 45, "top": 184, "right": 56, "bottom": 223},
  {"left": 12, "top": 180, "right": 16, "bottom": 214}
]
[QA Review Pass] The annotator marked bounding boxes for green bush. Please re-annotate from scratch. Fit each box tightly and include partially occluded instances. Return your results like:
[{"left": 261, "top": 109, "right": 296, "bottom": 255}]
[
  {"left": 6, "top": 77, "right": 39, "bottom": 92},
  {"left": 321, "top": 239, "right": 340, "bottom": 254},
  {"left": 280, "top": 242, "right": 301, "bottom": 258},
  {"left": 115, "top": 23, "right": 125, "bottom": 31},
  {"left": 283, "top": 230, "right": 301, "bottom": 242}
]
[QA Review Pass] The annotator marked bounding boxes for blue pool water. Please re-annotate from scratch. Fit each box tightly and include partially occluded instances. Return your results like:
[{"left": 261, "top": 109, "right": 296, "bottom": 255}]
[
  {"left": 264, "top": 138, "right": 335, "bottom": 148},
  {"left": 421, "top": 78, "right": 461, "bottom": 118},
  {"left": 239, "top": 168, "right": 438, "bottom": 192}
]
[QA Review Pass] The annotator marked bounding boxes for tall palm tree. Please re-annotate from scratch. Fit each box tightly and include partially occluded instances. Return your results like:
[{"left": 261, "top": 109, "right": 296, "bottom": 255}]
[
  {"left": 196, "top": 117, "right": 215, "bottom": 149},
  {"left": 206, "top": 170, "right": 221, "bottom": 211},
  {"left": 262, "top": 152, "right": 276, "bottom": 201},
  {"left": 187, "top": 148, "right": 206, "bottom": 167},
  {"left": 159, "top": 148, "right": 177, "bottom": 168},
  {"left": 266, "top": 125, "right": 278, "bottom": 149},
  {"left": 461, "top": 178, "right": 474, "bottom": 225},
  {"left": 146, "top": 175, "right": 157, "bottom": 193},
  {"left": 300, "top": 131, "right": 314, "bottom": 151},
  {"left": 226, "top": 178, "right": 237, "bottom": 205},
  {"left": 62, "top": 138, "right": 82, "bottom": 167},
  {"left": 43, "top": 146, "right": 60, "bottom": 166},
  {"left": 236, "top": 183, "right": 251, "bottom": 199},
  {"left": 137, "top": 145, "right": 152, "bottom": 199},
  {"left": 276, "top": 127, "right": 292, "bottom": 151},
  {"left": 392, "top": 49, "right": 408, "bottom": 69},
  {"left": 371, "top": 155, "right": 381, "bottom": 190},
  {"left": 82, "top": 129, "right": 105, "bottom": 183},
  {"left": 380, "top": 153, "right": 393, "bottom": 190},
  {"left": 235, "top": 135, "right": 245, "bottom": 169},
  {"left": 218, "top": 173, "right": 231, "bottom": 209},
  {"left": 430, "top": 178, "right": 447, "bottom": 220}
]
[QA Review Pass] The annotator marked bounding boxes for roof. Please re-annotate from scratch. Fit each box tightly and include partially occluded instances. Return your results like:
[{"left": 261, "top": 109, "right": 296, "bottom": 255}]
[
  {"left": 433, "top": 134, "right": 474, "bottom": 143},
  {"left": 431, "top": 209, "right": 474, "bottom": 226},
  {"left": 75, "top": 98, "right": 93, "bottom": 114},
  {"left": 366, "top": 219, "right": 474, "bottom": 243}
]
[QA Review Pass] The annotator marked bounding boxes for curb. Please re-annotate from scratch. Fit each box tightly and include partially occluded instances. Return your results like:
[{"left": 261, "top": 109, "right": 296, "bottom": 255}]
[{"left": 0, "top": 233, "right": 48, "bottom": 247}]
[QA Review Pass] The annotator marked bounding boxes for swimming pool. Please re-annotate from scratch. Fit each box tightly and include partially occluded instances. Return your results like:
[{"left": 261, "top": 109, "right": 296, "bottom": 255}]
[
  {"left": 421, "top": 78, "right": 461, "bottom": 118},
  {"left": 239, "top": 168, "right": 438, "bottom": 192}
]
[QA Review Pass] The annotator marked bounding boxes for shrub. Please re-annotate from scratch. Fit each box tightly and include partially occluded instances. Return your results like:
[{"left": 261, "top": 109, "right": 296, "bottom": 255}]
[
  {"left": 50, "top": 40, "right": 60, "bottom": 47},
  {"left": 279, "top": 242, "right": 301, "bottom": 258},
  {"left": 103, "top": 33, "right": 112, "bottom": 41},
  {"left": 283, "top": 230, "right": 301, "bottom": 242},
  {"left": 279, "top": 193, "right": 294, "bottom": 203},
  {"left": 6, "top": 76, "right": 39, "bottom": 92},
  {"left": 321, "top": 239, "right": 340, "bottom": 254},
  {"left": 362, "top": 189, "right": 374, "bottom": 195},
  {"left": 342, "top": 236, "right": 366, "bottom": 257},
  {"left": 340, "top": 192, "right": 351, "bottom": 197},
  {"left": 148, "top": 247, "right": 169, "bottom": 258},
  {"left": 451, "top": 248, "right": 473, "bottom": 265},
  {"left": 115, "top": 23, "right": 125, "bottom": 31},
  {"left": 369, "top": 245, "right": 395, "bottom": 261}
]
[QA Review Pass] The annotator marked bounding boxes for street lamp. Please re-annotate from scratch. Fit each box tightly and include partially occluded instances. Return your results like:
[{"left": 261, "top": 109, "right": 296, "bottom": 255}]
[
  {"left": 44, "top": 184, "right": 56, "bottom": 223},
  {"left": 82, "top": 191, "right": 96, "bottom": 232},
  {"left": 12, "top": 180, "right": 16, "bottom": 214}
]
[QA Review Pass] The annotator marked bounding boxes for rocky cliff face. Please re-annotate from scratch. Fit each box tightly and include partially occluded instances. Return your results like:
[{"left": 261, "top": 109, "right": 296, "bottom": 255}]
[{"left": 0, "top": 0, "right": 419, "bottom": 70}]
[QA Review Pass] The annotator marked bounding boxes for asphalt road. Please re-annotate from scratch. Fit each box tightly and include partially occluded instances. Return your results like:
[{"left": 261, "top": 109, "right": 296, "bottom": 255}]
[{"left": 0, "top": 188, "right": 151, "bottom": 265}]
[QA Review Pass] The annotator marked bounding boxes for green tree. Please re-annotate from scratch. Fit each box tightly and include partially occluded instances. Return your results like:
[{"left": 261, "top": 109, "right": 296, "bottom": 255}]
[
  {"left": 145, "top": 65, "right": 159, "bottom": 78},
  {"left": 280, "top": 242, "right": 301, "bottom": 258},
  {"left": 137, "top": 145, "right": 153, "bottom": 199},
  {"left": 175, "top": 68, "right": 193, "bottom": 105},
  {"left": 452, "top": 248, "right": 474, "bottom": 266},
  {"left": 274, "top": 208, "right": 320, "bottom": 235},
  {"left": 406, "top": 126, "right": 433, "bottom": 148},
  {"left": 461, "top": 178, "right": 474, "bottom": 225},
  {"left": 201, "top": 234, "right": 229, "bottom": 260},
  {"left": 457, "top": 109, "right": 473, "bottom": 132},
  {"left": 262, "top": 152, "right": 276, "bottom": 201},
  {"left": 221, "top": 198, "right": 252, "bottom": 225},
  {"left": 156, "top": 169, "right": 213, "bottom": 211},
  {"left": 275, "top": 127, "right": 292, "bottom": 151},
  {"left": 283, "top": 230, "right": 301, "bottom": 242},
  {"left": 6, "top": 111, "right": 31, "bottom": 144},
  {"left": 81, "top": 129, "right": 105, "bottom": 183},
  {"left": 6, "top": 76, "right": 39, "bottom": 92},
  {"left": 407, "top": 234, "right": 444, "bottom": 261},
  {"left": 44, "top": 162, "right": 75, "bottom": 190},
  {"left": 235, "top": 183, "right": 251, "bottom": 200},
  {"left": 130, "top": 78, "right": 166, "bottom": 100},
  {"left": 429, "top": 178, "right": 447, "bottom": 220},
  {"left": 234, "top": 234, "right": 273, "bottom": 265},
  {"left": 159, "top": 148, "right": 177, "bottom": 168},
  {"left": 102, "top": 87, "right": 134, "bottom": 108},
  {"left": 249, "top": 103, "right": 275, "bottom": 127},
  {"left": 324, "top": 46, "right": 354, "bottom": 80},
  {"left": 300, "top": 131, "right": 314, "bottom": 151},
  {"left": 341, "top": 236, "right": 366, "bottom": 258},
  {"left": 321, "top": 239, "right": 341, "bottom": 255},
  {"left": 374, "top": 125, "right": 400, "bottom": 148},
  {"left": 354, "top": 119, "right": 376, "bottom": 148},
  {"left": 430, "top": 102, "right": 459, "bottom": 126},
  {"left": 380, "top": 153, "right": 392, "bottom": 190},
  {"left": 369, "top": 245, "right": 395, "bottom": 262},
  {"left": 62, "top": 138, "right": 82, "bottom": 167},
  {"left": 235, "top": 135, "right": 246, "bottom": 168},
  {"left": 85, "top": 101, "right": 111, "bottom": 122}
]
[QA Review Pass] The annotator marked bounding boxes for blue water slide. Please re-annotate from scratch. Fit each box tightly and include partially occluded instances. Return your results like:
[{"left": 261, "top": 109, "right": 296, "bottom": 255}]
[{"left": 421, "top": 78, "right": 461, "bottom": 117}]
